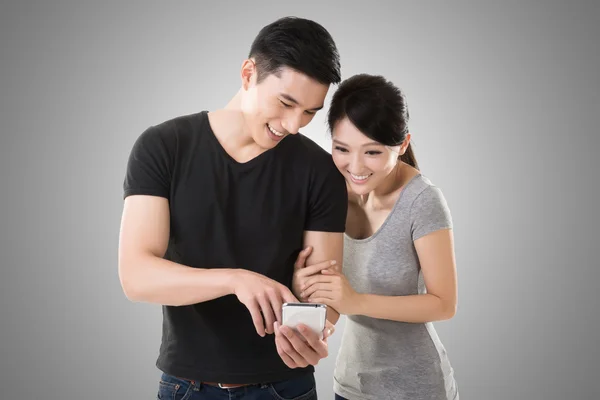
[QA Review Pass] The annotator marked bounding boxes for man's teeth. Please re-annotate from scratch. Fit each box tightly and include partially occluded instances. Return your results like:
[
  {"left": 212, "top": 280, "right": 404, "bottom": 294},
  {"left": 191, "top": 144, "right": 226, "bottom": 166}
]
[
  {"left": 351, "top": 173, "right": 370, "bottom": 180},
  {"left": 268, "top": 125, "right": 285, "bottom": 137}
]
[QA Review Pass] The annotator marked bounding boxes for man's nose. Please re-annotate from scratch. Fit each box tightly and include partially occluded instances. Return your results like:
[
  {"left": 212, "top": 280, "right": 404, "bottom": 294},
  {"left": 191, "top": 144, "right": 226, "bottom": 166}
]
[{"left": 282, "top": 113, "right": 302, "bottom": 135}]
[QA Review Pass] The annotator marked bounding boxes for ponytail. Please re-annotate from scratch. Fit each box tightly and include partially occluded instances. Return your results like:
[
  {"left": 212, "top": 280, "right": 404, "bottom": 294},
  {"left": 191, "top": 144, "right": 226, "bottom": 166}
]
[{"left": 400, "top": 142, "right": 419, "bottom": 170}]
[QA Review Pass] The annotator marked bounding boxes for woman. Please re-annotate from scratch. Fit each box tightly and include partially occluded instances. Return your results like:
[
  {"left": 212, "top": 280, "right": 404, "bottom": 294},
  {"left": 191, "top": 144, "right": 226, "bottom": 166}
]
[{"left": 294, "top": 74, "right": 459, "bottom": 400}]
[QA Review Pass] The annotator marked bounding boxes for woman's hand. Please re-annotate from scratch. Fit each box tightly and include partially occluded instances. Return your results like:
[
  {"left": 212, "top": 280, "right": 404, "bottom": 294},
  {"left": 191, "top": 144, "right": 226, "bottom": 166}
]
[
  {"left": 292, "top": 246, "right": 338, "bottom": 300},
  {"left": 302, "top": 269, "right": 362, "bottom": 315}
]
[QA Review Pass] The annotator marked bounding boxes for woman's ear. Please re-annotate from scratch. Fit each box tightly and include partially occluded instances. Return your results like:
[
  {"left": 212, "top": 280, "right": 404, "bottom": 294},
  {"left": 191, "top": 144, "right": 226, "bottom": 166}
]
[{"left": 399, "top": 133, "right": 412, "bottom": 155}]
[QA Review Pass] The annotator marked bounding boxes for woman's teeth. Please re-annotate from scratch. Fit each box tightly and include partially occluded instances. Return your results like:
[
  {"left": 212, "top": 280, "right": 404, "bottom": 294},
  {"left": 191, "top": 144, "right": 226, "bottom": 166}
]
[
  {"left": 350, "top": 173, "right": 371, "bottom": 181},
  {"left": 268, "top": 125, "right": 285, "bottom": 137}
]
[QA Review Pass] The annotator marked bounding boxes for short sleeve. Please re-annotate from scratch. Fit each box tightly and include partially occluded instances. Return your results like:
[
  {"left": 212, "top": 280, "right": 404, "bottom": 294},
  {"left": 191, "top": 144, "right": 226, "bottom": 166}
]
[
  {"left": 123, "top": 126, "right": 174, "bottom": 199},
  {"left": 410, "top": 186, "right": 453, "bottom": 241},
  {"left": 305, "top": 160, "right": 348, "bottom": 232}
]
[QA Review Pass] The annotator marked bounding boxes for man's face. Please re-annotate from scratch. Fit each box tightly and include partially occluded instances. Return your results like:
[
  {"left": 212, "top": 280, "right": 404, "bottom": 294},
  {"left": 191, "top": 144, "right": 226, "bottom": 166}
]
[{"left": 241, "top": 64, "right": 329, "bottom": 150}]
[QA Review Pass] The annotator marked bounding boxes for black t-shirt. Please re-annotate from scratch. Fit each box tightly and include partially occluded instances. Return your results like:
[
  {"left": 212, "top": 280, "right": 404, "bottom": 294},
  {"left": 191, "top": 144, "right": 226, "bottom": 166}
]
[{"left": 123, "top": 111, "right": 347, "bottom": 383}]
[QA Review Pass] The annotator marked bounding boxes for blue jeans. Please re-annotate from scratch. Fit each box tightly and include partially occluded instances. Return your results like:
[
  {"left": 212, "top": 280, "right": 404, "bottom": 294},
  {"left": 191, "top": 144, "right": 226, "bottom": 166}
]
[{"left": 157, "top": 372, "right": 317, "bottom": 400}]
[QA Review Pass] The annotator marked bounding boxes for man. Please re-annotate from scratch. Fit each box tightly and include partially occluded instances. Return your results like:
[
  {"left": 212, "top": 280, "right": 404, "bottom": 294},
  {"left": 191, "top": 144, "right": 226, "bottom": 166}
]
[{"left": 118, "top": 17, "right": 347, "bottom": 399}]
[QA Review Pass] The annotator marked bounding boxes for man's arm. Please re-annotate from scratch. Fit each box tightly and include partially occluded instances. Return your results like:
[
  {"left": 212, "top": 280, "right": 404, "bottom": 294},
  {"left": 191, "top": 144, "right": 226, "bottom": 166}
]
[
  {"left": 302, "top": 230, "right": 343, "bottom": 325},
  {"left": 118, "top": 195, "right": 297, "bottom": 336},
  {"left": 273, "top": 231, "right": 342, "bottom": 369},
  {"left": 118, "top": 195, "right": 237, "bottom": 306}
]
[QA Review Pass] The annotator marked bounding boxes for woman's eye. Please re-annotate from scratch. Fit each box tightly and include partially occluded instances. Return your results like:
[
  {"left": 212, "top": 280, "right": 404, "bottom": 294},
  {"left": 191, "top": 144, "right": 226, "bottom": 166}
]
[
  {"left": 280, "top": 100, "right": 292, "bottom": 108},
  {"left": 334, "top": 146, "right": 348, "bottom": 152},
  {"left": 366, "top": 151, "right": 382, "bottom": 155}
]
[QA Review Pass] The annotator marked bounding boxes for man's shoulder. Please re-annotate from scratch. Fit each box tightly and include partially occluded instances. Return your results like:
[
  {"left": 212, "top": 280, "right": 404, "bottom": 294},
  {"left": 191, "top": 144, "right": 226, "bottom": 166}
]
[
  {"left": 285, "top": 133, "right": 335, "bottom": 169},
  {"left": 149, "top": 110, "right": 208, "bottom": 135},
  {"left": 136, "top": 111, "right": 209, "bottom": 152}
]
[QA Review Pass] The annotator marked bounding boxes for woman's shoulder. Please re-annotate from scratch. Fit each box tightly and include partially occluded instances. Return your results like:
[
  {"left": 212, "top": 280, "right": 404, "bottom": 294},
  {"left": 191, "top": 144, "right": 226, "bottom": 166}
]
[
  {"left": 406, "top": 174, "right": 447, "bottom": 202},
  {"left": 406, "top": 175, "right": 453, "bottom": 229}
]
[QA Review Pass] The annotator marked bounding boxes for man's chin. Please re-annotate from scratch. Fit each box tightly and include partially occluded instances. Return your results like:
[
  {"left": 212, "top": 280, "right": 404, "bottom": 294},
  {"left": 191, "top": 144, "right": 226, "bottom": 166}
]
[{"left": 255, "top": 132, "right": 284, "bottom": 150}]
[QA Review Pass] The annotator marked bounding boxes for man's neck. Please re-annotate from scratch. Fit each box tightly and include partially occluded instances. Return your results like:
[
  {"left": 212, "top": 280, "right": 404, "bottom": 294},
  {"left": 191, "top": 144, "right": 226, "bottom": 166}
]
[{"left": 207, "top": 90, "right": 266, "bottom": 163}]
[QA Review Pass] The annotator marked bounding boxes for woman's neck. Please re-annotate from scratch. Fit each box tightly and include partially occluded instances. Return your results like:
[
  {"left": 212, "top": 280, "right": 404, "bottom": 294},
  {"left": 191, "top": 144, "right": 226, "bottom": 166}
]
[{"left": 355, "top": 163, "right": 417, "bottom": 210}]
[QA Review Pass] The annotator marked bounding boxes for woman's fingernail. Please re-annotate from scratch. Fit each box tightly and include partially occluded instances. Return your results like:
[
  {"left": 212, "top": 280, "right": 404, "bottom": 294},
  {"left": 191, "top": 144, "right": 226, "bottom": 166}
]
[{"left": 330, "top": 260, "right": 337, "bottom": 265}]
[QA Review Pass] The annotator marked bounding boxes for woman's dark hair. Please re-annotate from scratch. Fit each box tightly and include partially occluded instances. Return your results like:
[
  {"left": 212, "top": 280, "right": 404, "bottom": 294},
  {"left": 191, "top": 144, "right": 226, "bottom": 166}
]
[
  {"left": 248, "top": 17, "right": 341, "bottom": 85},
  {"left": 327, "top": 74, "right": 418, "bottom": 169}
]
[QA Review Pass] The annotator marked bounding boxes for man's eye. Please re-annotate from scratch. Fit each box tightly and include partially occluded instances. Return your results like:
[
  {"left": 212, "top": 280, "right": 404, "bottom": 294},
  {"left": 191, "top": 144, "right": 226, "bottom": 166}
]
[{"left": 280, "top": 100, "right": 292, "bottom": 108}]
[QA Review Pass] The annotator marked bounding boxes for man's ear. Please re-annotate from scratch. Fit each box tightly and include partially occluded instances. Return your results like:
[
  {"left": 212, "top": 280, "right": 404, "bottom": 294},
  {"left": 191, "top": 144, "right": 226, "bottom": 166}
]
[{"left": 241, "top": 59, "right": 256, "bottom": 90}]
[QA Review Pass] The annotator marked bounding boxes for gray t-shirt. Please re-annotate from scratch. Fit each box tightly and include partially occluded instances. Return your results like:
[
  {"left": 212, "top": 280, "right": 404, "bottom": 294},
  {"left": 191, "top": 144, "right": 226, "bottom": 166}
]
[{"left": 334, "top": 174, "right": 459, "bottom": 400}]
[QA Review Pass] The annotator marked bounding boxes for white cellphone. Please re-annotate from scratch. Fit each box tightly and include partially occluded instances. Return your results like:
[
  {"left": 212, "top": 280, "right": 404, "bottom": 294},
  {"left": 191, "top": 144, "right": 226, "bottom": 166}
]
[{"left": 282, "top": 302, "right": 327, "bottom": 340}]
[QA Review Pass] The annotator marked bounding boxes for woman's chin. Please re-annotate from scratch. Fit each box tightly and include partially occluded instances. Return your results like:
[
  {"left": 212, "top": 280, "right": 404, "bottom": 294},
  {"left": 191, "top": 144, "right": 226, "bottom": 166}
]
[{"left": 347, "top": 181, "right": 374, "bottom": 195}]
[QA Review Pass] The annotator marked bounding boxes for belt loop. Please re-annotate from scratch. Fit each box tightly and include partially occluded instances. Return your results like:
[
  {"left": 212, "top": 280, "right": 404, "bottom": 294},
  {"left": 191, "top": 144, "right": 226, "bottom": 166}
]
[{"left": 192, "top": 380, "right": 201, "bottom": 391}]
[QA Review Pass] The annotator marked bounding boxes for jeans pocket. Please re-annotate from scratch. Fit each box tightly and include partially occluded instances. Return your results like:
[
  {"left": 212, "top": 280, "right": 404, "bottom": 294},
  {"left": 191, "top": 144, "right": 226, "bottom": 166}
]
[
  {"left": 268, "top": 373, "right": 317, "bottom": 400},
  {"left": 156, "top": 373, "right": 193, "bottom": 400}
]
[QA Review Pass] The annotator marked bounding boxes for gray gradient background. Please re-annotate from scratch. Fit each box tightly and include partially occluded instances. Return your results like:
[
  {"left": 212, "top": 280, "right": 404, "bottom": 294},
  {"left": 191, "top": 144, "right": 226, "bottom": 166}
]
[{"left": 1, "top": 1, "right": 598, "bottom": 399}]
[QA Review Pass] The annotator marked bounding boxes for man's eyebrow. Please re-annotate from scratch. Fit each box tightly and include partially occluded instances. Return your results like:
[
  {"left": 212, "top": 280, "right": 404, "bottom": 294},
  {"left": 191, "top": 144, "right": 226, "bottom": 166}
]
[{"left": 280, "top": 93, "right": 323, "bottom": 111}]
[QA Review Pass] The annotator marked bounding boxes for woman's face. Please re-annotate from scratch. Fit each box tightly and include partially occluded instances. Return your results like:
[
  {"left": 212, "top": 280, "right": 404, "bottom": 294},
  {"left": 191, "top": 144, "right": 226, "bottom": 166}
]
[{"left": 331, "top": 117, "right": 403, "bottom": 195}]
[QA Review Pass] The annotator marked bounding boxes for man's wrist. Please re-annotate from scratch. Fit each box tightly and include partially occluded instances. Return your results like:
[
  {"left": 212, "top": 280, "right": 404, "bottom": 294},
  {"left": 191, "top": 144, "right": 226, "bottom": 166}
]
[{"left": 223, "top": 268, "right": 243, "bottom": 295}]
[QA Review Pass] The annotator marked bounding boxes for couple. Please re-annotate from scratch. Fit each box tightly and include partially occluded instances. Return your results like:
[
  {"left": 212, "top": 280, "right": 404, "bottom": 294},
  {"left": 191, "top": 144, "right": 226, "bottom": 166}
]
[{"left": 118, "top": 16, "right": 458, "bottom": 400}]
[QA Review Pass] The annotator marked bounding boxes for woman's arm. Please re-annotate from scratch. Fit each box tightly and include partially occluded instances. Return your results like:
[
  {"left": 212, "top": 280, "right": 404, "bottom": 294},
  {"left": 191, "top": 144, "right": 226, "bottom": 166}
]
[
  {"left": 355, "top": 229, "right": 457, "bottom": 322},
  {"left": 305, "top": 228, "right": 457, "bottom": 323}
]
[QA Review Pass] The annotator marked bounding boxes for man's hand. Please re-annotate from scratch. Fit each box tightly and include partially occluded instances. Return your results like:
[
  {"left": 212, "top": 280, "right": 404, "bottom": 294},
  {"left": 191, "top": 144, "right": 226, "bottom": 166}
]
[
  {"left": 292, "top": 246, "right": 338, "bottom": 301},
  {"left": 274, "top": 320, "right": 334, "bottom": 368},
  {"left": 323, "top": 319, "right": 335, "bottom": 340},
  {"left": 231, "top": 270, "right": 298, "bottom": 337}
]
